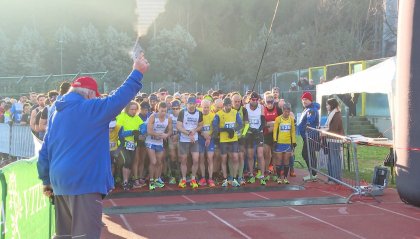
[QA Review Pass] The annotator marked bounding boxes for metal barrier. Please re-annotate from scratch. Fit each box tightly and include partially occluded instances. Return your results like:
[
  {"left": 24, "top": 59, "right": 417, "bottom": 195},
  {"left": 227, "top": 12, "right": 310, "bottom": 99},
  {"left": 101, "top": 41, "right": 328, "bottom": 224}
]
[
  {"left": 0, "top": 124, "right": 35, "bottom": 158},
  {"left": 304, "top": 127, "right": 365, "bottom": 201},
  {"left": 0, "top": 124, "right": 10, "bottom": 154}
]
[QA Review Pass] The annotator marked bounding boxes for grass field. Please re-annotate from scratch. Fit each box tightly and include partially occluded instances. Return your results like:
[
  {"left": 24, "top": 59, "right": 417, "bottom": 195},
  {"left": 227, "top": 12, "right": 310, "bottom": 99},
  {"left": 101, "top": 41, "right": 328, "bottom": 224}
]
[{"left": 292, "top": 137, "right": 393, "bottom": 186}]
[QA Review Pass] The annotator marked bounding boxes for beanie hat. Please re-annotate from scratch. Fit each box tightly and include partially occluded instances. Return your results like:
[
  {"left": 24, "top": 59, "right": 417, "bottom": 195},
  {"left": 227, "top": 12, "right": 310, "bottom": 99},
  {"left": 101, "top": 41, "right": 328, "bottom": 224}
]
[
  {"left": 301, "top": 92, "right": 313, "bottom": 101},
  {"left": 71, "top": 77, "right": 100, "bottom": 97}
]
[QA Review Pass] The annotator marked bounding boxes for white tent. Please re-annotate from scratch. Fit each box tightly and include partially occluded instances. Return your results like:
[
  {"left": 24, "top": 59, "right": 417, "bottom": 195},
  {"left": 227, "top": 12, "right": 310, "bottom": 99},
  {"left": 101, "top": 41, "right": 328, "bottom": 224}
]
[{"left": 316, "top": 56, "right": 396, "bottom": 139}]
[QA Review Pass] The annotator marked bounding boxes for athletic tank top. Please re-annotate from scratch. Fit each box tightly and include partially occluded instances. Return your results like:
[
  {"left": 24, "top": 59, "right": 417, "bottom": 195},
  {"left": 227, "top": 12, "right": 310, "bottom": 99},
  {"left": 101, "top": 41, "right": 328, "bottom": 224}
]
[
  {"left": 202, "top": 112, "right": 215, "bottom": 136},
  {"left": 217, "top": 109, "right": 238, "bottom": 143},
  {"left": 264, "top": 106, "right": 279, "bottom": 135},
  {"left": 179, "top": 109, "right": 200, "bottom": 142},
  {"left": 145, "top": 113, "right": 169, "bottom": 146},
  {"left": 274, "top": 115, "right": 295, "bottom": 144},
  {"left": 109, "top": 124, "right": 121, "bottom": 151},
  {"left": 246, "top": 103, "right": 262, "bottom": 129}
]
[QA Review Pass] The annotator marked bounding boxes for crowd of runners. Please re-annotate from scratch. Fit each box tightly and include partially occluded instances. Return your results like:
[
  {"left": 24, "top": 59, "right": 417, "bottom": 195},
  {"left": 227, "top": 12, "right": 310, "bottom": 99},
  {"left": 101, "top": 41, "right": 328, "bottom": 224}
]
[{"left": 107, "top": 87, "right": 319, "bottom": 191}]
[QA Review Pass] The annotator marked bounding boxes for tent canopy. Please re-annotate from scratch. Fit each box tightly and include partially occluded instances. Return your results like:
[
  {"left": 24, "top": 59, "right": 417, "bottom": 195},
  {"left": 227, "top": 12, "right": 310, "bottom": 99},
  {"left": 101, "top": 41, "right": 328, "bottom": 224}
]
[
  {"left": 316, "top": 57, "right": 396, "bottom": 104},
  {"left": 316, "top": 57, "right": 396, "bottom": 139}
]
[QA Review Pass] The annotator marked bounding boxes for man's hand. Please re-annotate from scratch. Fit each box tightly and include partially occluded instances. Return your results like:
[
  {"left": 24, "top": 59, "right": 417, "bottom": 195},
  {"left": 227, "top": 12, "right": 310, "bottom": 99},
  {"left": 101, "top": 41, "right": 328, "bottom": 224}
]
[
  {"left": 133, "top": 52, "right": 149, "bottom": 74},
  {"left": 43, "top": 185, "right": 54, "bottom": 197}
]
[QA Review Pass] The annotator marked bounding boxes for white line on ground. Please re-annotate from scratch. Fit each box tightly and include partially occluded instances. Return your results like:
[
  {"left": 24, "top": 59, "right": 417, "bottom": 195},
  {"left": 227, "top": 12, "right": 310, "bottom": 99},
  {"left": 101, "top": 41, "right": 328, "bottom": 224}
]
[
  {"left": 143, "top": 221, "right": 208, "bottom": 227},
  {"left": 318, "top": 189, "right": 345, "bottom": 198},
  {"left": 207, "top": 210, "right": 252, "bottom": 239},
  {"left": 182, "top": 195, "right": 196, "bottom": 203},
  {"left": 109, "top": 199, "right": 134, "bottom": 232},
  {"left": 362, "top": 203, "right": 420, "bottom": 222},
  {"left": 250, "top": 192, "right": 270, "bottom": 200},
  {"left": 288, "top": 207, "right": 367, "bottom": 239}
]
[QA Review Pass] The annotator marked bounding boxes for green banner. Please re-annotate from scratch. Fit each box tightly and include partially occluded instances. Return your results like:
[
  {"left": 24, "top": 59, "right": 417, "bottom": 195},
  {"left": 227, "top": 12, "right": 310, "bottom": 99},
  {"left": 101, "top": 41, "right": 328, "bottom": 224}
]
[{"left": 0, "top": 157, "right": 54, "bottom": 239}]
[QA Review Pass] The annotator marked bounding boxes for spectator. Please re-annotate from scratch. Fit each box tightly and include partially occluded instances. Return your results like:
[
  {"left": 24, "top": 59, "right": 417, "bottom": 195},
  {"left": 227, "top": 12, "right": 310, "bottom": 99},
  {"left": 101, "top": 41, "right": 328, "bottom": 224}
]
[
  {"left": 10, "top": 95, "right": 27, "bottom": 123},
  {"left": 37, "top": 55, "right": 149, "bottom": 238},
  {"left": 297, "top": 91, "right": 320, "bottom": 181},
  {"left": 323, "top": 98, "right": 344, "bottom": 183},
  {"left": 20, "top": 103, "right": 32, "bottom": 125},
  {"left": 0, "top": 100, "right": 6, "bottom": 120},
  {"left": 30, "top": 94, "right": 46, "bottom": 139},
  {"left": 1, "top": 102, "right": 12, "bottom": 124},
  {"left": 298, "top": 77, "right": 310, "bottom": 90},
  {"left": 289, "top": 82, "right": 298, "bottom": 92},
  {"left": 307, "top": 79, "right": 316, "bottom": 91}
]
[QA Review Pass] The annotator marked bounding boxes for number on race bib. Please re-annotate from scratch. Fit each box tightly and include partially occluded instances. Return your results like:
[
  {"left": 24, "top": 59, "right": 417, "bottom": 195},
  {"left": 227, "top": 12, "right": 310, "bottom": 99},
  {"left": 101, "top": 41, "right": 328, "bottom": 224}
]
[
  {"left": 224, "top": 122, "right": 235, "bottom": 129},
  {"left": 109, "top": 142, "right": 116, "bottom": 149},
  {"left": 202, "top": 125, "right": 211, "bottom": 132},
  {"left": 125, "top": 141, "right": 135, "bottom": 151}
]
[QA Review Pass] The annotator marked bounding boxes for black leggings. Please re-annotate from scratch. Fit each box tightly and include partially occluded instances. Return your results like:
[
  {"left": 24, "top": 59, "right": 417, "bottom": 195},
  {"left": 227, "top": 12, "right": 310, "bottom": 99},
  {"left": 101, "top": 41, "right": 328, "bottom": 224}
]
[
  {"left": 302, "top": 137, "right": 317, "bottom": 176},
  {"left": 121, "top": 148, "right": 136, "bottom": 169}
]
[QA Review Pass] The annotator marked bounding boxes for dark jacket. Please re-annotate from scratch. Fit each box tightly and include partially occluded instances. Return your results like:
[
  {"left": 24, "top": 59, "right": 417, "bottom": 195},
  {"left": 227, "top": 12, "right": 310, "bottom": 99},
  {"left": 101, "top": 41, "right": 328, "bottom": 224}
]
[{"left": 328, "top": 111, "right": 344, "bottom": 135}]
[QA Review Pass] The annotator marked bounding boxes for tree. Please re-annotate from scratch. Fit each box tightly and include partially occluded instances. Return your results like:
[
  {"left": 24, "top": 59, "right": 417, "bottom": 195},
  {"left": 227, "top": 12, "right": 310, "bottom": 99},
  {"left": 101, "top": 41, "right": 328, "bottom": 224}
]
[
  {"left": 148, "top": 25, "right": 197, "bottom": 84},
  {"left": 12, "top": 26, "right": 46, "bottom": 75},
  {"left": 0, "top": 30, "right": 12, "bottom": 75},
  {"left": 77, "top": 24, "right": 105, "bottom": 73},
  {"left": 102, "top": 26, "right": 132, "bottom": 91},
  {"left": 53, "top": 26, "right": 76, "bottom": 74}
]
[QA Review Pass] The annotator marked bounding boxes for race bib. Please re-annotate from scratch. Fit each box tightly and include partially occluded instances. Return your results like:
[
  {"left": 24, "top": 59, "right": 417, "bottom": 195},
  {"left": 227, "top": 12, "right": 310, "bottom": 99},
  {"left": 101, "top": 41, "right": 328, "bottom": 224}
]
[
  {"left": 125, "top": 141, "right": 136, "bottom": 151},
  {"left": 109, "top": 142, "right": 116, "bottom": 149},
  {"left": 151, "top": 135, "right": 161, "bottom": 140},
  {"left": 202, "top": 125, "right": 211, "bottom": 132},
  {"left": 224, "top": 122, "right": 235, "bottom": 129},
  {"left": 249, "top": 118, "right": 260, "bottom": 124}
]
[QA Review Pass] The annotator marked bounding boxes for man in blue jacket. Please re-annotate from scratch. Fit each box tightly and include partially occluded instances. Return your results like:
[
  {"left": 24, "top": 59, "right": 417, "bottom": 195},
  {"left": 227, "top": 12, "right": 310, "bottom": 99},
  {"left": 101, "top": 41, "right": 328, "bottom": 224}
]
[
  {"left": 37, "top": 55, "right": 149, "bottom": 238},
  {"left": 297, "top": 91, "right": 320, "bottom": 181}
]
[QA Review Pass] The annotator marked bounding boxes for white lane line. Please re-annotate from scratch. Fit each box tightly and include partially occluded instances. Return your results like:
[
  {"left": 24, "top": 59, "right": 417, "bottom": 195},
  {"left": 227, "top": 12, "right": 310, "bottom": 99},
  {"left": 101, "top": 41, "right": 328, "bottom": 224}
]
[
  {"left": 207, "top": 210, "right": 252, "bottom": 239},
  {"left": 288, "top": 207, "right": 366, "bottom": 239},
  {"left": 250, "top": 192, "right": 270, "bottom": 200},
  {"left": 182, "top": 195, "right": 196, "bottom": 203},
  {"left": 109, "top": 199, "right": 134, "bottom": 232},
  {"left": 363, "top": 203, "right": 420, "bottom": 222},
  {"left": 318, "top": 189, "right": 345, "bottom": 198}
]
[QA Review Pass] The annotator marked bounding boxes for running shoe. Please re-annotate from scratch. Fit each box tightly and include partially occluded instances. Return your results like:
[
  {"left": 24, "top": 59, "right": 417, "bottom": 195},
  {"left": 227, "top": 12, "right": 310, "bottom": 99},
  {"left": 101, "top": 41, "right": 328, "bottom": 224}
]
[
  {"left": 247, "top": 176, "right": 256, "bottom": 184},
  {"left": 264, "top": 174, "right": 270, "bottom": 181},
  {"left": 169, "top": 177, "right": 177, "bottom": 184},
  {"left": 122, "top": 182, "right": 130, "bottom": 191},
  {"left": 132, "top": 179, "right": 145, "bottom": 188},
  {"left": 256, "top": 170, "right": 262, "bottom": 178},
  {"left": 199, "top": 178, "right": 207, "bottom": 186},
  {"left": 149, "top": 182, "right": 156, "bottom": 190},
  {"left": 221, "top": 179, "right": 228, "bottom": 187},
  {"left": 271, "top": 175, "right": 278, "bottom": 182},
  {"left": 283, "top": 178, "right": 290, "bottom": 184},
  {"left": 154, "top": 179, "right": 165, "bottom": 188},
  {"left": 238, "top": 177, "right": 246, "bottom": 185},
  {"left": 178, "top": 179, "right": 187, "bottom": 188},
  {"left": 190, "top": 179, "right": 199, "bottom": 189},
  {"left": 289, "top": 169, "right": 296, "bottom": 177},
  {"left": 157, "top": 177, "right": 165, "bottom": 184},
  {"left": 277, "top": 178, "right": 283, "bottom": 184},
  {"left": 268, "top": 164, "right": 274, "bottom": 173},
  {"left": 208, "top": 179, "right": 216, "bottom": 187},
  {"left": 260, "top": 178, "right": 266, "bottom": 186},
  {"left": 232, "top": 179, "right": 240, "bottom": 187},
  {"left": 227, "top": 176, "right": 233, "bottom": 185}
]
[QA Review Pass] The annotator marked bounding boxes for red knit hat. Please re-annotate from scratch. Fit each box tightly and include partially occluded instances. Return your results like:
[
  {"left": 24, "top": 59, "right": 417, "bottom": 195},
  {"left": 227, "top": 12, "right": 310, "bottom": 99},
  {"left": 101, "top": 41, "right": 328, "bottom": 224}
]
[
  {"left": 71, "top": 77, "right": 100, "bottom": 97},
  {"left": 301, "top": 91, "right": 313, "bottom": 101}
]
